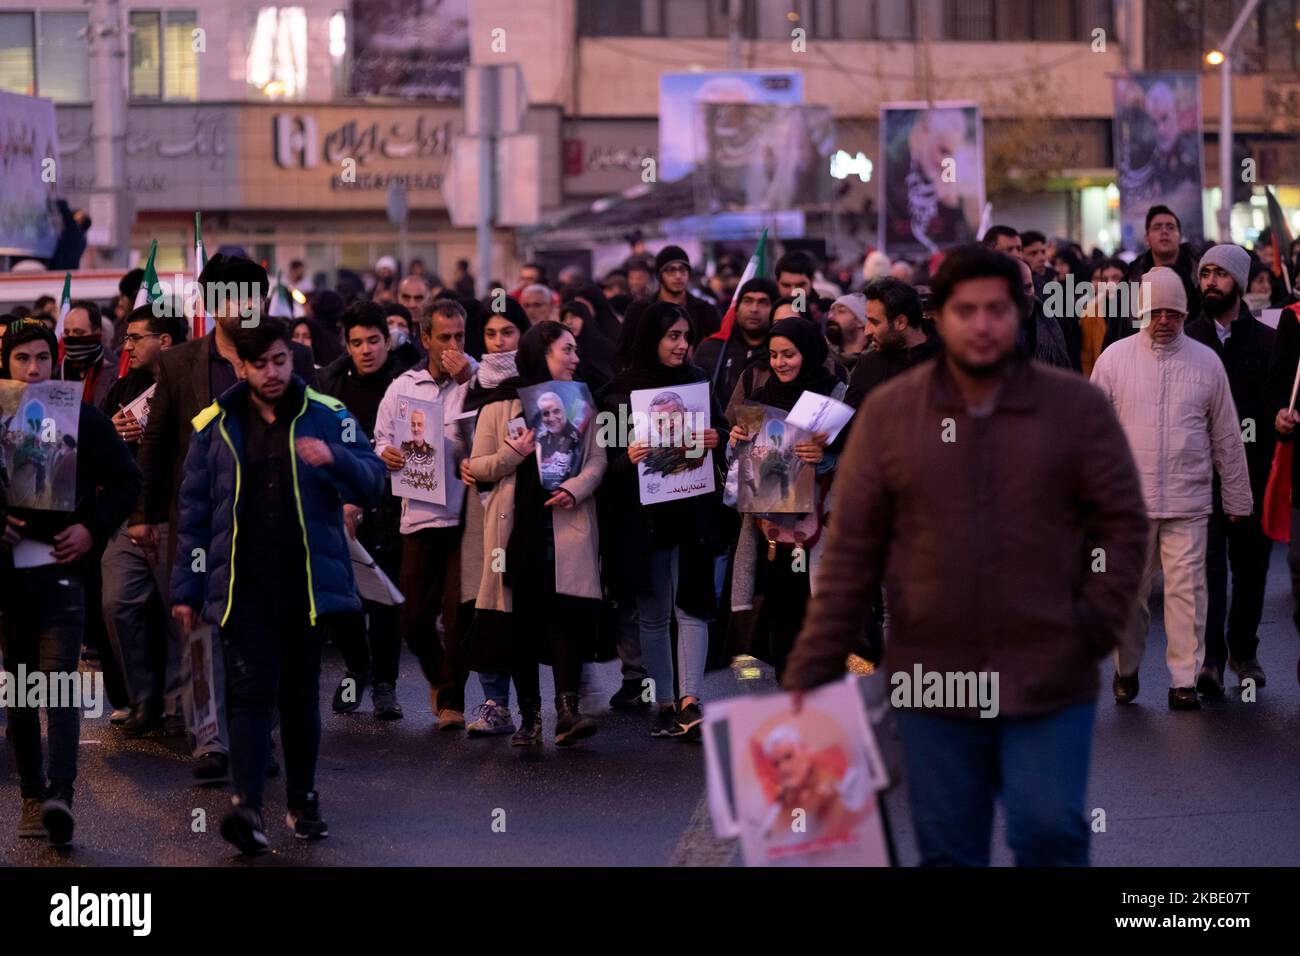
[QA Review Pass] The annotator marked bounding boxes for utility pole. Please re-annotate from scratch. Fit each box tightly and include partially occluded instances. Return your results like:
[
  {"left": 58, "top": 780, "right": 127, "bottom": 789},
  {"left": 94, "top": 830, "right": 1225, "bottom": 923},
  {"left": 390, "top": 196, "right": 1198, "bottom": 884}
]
[
  {"left": 475, "top": 66, "right": 498, "bottom": 299},
  {"left": 88, "top": 0, "right": 128, "bottom": 266},
  {"left": 1209, "top": 0, "right": 1261, "bottom": 242}
]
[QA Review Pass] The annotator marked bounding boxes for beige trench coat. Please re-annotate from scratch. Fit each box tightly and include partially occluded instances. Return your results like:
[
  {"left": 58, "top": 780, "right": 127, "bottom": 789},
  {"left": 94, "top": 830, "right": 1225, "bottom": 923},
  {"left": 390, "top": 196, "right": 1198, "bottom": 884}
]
[{"left": 467, "top": 398, "right": 607, "bottom": 612}]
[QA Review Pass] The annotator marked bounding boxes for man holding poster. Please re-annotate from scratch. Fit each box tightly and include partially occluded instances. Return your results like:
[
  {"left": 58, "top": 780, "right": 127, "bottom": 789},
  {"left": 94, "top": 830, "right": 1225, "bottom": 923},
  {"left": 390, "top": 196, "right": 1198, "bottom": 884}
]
[{"left": 373, "top": 298, "right": 477, "bottom": 730}]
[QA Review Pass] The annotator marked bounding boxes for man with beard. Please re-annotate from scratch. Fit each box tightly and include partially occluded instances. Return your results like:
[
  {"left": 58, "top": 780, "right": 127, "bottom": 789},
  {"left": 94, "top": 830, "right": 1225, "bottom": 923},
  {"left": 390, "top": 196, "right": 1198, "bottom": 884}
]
[
  {"left": 844, "top": 278, "right": 939, "bottom": 410},
  {"left": 783, "top": 244, "right": 1149, "bottom": 866},
  {"left": 1184, "top": 244, "right": 1274, "bottom": 696},
  {"left": 826, "top": 293, "right": 869, "bottom": 371},
  {"left": 536, "top": 391, "right": 581, "bottom": 487},
  {"left": 694, "top": 278, "right": 777, "bottom": 404}
]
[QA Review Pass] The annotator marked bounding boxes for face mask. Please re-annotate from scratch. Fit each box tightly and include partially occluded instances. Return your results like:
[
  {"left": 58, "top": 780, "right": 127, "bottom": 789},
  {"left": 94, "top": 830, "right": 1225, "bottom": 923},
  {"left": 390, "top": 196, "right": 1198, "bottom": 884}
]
[
  {"left": 1244, "top": 292, "right": 1270, "bottom": 313},
  {"left": 390, "top": 328, "right": 409, "bottom": 348},
  {"left": 63, "top": 335, "right": 103, "bottom": 364}
]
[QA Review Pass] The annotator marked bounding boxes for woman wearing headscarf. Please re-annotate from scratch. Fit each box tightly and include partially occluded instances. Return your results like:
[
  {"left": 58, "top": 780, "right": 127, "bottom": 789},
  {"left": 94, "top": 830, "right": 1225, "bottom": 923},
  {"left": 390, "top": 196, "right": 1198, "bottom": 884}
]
[
  {"left": 727, "top": 317, "right": 845, "bottom": 680},
  {"left": 465, "top": 321, "right": 607, "bottom": 747},
  {"left": 457, "top": 304, "right": 530, "bottom": 736},
  {"left": 597, "top": 302, "right": 725, "bottom": 739},
  {"left": 558, "top": 300, "right": 614, "bottom": 394}
]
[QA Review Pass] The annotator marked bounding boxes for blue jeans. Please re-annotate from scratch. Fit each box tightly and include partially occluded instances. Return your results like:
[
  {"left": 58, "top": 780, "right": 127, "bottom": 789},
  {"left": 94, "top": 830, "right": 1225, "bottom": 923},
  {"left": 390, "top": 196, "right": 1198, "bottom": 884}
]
[
  {"left": 895, "top": 701, "right": 1096, "bottom": 866},
  {"left": 636, "top": 546, "right": 708, "bottom": 703},
  {"left": 0, "top": 566, "right": 86, "bottom": 801},
  {"left": 478, "top": 671, "right": 510, "bottom": 708}
]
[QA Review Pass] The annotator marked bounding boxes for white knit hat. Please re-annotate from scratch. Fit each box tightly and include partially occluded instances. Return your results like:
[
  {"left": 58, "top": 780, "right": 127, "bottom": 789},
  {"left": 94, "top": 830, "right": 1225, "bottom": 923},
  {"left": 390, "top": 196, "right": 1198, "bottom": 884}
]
[{"left": 1137, "top": 266, "right": 1187, "bottom": 317}]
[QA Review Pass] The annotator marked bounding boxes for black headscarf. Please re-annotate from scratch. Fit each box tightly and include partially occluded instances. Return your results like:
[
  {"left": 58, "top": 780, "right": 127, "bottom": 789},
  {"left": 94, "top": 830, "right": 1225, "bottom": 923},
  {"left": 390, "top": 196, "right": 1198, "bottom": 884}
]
[
  {"left": 558, "top": 298, "right": 616, "bottom": 389},
  {"left": 604, "top": 301, "right": 702, "bottom": 395},
  {"left": 752, "top": 316, "right": 837, "bottom": 411},
  {"left": 573, "top": 283, "right": 622, "bottom": 342}
]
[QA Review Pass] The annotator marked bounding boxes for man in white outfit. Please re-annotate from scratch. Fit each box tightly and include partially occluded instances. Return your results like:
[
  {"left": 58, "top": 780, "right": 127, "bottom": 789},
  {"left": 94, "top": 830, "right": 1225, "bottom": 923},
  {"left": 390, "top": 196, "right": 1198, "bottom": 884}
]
[{"left": 1090, "top": 267, "right": 1253, "bottom": 710}]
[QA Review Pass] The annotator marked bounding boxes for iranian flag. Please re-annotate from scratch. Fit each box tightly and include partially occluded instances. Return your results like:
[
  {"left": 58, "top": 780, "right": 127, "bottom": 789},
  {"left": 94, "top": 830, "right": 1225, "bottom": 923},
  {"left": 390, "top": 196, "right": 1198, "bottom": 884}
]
[
  {"left": 269, "top": 270, "right": 296, "bottom": 317},
  {"left": 125, "top": 239, "right": 162, "bottom": 376},
  {"left": 706, "top": 228, "right": 767, "bottom": 386},
  {"left": 1262, "top": 303, "right": 1300, "bottom": 542},
  {"left": 193, "top": 212, "right": 208, "bottom": 338},
  {"left": 54, "top": 271, "right": 72, "bottom": 339}
]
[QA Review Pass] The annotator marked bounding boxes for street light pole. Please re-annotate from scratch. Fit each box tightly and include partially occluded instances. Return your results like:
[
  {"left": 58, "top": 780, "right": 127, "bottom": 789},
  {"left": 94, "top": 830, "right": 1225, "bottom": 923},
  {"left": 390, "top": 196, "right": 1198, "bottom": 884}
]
[{"left": 1213, "top": 0, "right": 1261, "bottom": 242}]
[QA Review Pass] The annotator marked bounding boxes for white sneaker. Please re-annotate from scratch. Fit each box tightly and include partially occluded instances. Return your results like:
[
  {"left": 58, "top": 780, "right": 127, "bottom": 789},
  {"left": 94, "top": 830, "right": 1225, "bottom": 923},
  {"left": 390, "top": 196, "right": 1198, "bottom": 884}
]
[{"left": 466, "top": 700, "right": 516, "bottom": 736}]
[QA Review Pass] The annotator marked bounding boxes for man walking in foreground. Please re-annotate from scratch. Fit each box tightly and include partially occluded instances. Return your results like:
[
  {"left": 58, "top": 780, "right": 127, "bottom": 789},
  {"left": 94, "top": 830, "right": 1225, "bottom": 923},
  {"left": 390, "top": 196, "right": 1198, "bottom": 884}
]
[{"left": 782, "top": 245, "right": 1149, "bottom": 866}]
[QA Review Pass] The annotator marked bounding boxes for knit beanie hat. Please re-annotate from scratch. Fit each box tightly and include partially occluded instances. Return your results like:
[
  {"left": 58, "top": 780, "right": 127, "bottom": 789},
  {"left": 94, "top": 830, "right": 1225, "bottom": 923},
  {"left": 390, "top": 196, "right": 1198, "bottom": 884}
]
[
  {"left": 1137, "top": 266, "right": 1188, "bottom": 317},
  {"left": 654, "top": 245, "right": 690, "bottom": 275},
  {"left": 1197, "top": 243, "right": 1250, "bottom": 294}
]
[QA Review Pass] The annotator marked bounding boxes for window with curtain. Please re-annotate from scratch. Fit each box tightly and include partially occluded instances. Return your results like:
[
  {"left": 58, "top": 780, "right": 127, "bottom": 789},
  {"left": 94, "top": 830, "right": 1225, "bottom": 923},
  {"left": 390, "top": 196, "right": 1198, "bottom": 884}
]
[
  {"left": 37, "top": 11, "right": 89, "bottom": 101},
  {"left": 246, "top": 6, "right": 308, "bottom": 99},
  {"left": 129, "top": 10, "right": 161, "bottom": 98},
  {"left": 0, "top": 12, "right": 35, "bottom": 96},
  {"left": 163, "top": 10, "right": 199, "bottom": 100}
]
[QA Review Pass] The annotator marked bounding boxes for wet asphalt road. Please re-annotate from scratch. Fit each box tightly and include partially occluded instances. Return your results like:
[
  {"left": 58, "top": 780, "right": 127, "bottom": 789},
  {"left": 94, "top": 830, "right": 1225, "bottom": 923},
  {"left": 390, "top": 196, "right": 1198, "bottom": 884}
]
[{"left": 1, "top": 545, "right": 1298, "bottom": 867}]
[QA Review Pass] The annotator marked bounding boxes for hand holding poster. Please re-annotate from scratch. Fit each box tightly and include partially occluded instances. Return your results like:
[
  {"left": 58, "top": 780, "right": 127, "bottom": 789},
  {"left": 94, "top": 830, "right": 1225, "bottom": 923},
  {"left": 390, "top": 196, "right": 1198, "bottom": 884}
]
[
  {"left": 733, "top": 403, "right": 814, "bottom": 513},
  {"left": 703, "top": 676, "right": 890, "bottom": 866},
  {"left": 518, "top": 381, "right": 594, "bottom": 492},
  {"left": 785, "top": 391, "right": 853, "bottom": 446},
  {"left": 389, "top": 395, "right": 446, "bottom": 505},
  {"left": 631, "top": 382, "right": 715, "bottom": 504},
  {"left": 120, "top": 383, "right": 157, "bottom": 431},
  {"left": 0, "top": 379, "right": 84, "bottom": 512}
]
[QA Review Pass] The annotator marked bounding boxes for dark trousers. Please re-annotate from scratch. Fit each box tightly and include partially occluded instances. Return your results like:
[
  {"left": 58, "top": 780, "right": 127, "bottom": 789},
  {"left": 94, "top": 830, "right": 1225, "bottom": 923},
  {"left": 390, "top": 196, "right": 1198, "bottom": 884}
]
[
  {"left": 1205, "top": 505, "right": 1272, "bottom": 668},
  {"left": 220, "top": 597, "right": 322, "bottom": 813},
  {"left": 1288, "top": 507, "right": 1300, "bottom": 634},
  {"left": 399, "top": 527, "right": 467, "bottom": 712},
  {"left": 754, "top": 549, "right": 812, "bottom": 681},
  {"left": 510, "top": 585, "right": 594, "bottom": 705},
  {"left": 0, "top": 566, "right": 86, "bottom": 801},
  {"left": 335, "top": 531, "right": 402, "bottom": 685}
]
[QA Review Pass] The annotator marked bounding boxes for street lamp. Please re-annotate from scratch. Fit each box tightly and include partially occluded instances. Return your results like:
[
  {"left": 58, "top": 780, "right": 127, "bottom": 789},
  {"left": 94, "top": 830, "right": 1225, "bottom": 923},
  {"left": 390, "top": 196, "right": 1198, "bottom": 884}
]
[{"left": 1210, "top": 0, "right": 1261, "bottom": 242}]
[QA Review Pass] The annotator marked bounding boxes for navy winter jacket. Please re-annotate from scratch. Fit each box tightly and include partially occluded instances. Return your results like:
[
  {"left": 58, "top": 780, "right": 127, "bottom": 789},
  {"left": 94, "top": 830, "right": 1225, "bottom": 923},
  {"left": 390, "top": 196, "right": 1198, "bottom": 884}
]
[{"left": 170, "top": 376, "right": 385, "bottom": 627}]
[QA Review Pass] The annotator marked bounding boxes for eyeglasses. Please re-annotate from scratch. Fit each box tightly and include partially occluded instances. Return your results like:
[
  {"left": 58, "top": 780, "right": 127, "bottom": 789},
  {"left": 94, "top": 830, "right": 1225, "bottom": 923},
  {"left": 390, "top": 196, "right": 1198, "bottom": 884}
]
[
  {"left": 661, "top": 264, "right": 689, "bottom": 275},
  {"left": 124, "top": 333, "right": 161, "bottom": 344}
]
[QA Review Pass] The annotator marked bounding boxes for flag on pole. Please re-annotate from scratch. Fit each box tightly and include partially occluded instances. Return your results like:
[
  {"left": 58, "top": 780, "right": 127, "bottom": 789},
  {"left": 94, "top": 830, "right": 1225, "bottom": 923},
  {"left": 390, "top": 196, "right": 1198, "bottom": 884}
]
[
  {"left": 707, "top": 229, "right": 768, "bottom": 345},
  {"left": 193, "top": 212, "right": 208, "bottom": 338},
  {"left": 1265, "top": 187, "right": 1293, "bottom": 295},
  {"left": 54, "top": 271, "right": 72, "bottom": 340},
  {"left": 269, "top": 270, "right": 296, "bottom": 318},
  {"left": 1262, "top": 302, "right": 1300, "bottom": 542}
]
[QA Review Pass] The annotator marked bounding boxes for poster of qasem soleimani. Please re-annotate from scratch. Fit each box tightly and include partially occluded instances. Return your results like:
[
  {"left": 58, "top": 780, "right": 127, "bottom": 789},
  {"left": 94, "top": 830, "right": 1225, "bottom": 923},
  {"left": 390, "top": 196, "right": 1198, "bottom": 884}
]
[
  {"left": 517, "top": 381, "right": 594, "bottom": 492},
  {"left": 880, "top": 102, "right": 984, "bottom": 257},
  {"left": 1112, "top": 72, "right": 1205, "bottom": 247},
  {"left": 390, "top": 394, "right": 446, "bottom": 505},
  {"left": 0, "top": 379, "right": 83, "bottom": 512},
  {"left": 631, "top": 382, "right": 715, "bottom": 505}
]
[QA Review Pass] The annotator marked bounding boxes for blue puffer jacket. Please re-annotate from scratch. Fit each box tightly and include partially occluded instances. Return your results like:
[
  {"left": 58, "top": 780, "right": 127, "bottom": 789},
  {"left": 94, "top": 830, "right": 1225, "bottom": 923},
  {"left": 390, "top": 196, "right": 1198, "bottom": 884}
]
[{"left": 170, "top": 376, "right": 386, "bottom": 627}]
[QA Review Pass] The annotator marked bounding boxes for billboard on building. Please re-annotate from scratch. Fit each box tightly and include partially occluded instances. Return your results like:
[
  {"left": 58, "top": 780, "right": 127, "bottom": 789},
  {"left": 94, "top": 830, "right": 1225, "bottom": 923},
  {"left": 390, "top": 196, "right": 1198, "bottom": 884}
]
[
  {"left": 879, "top": 102, "right": 984, "bottom": 257},
  {"left": 695, "top": 103, "right": 834, "bottom": 214},
  {"left": 350, "top": 0, "right": 471, "bottom": 101},
  {"left": 1111, "top": 72, "right": 1205, "bottom": 247},
  {"left": 0, "top": 92, "right": 60, "bottom": 258},
  {"left": 659, "top": 71, "right": 804, "bottom": 183}
]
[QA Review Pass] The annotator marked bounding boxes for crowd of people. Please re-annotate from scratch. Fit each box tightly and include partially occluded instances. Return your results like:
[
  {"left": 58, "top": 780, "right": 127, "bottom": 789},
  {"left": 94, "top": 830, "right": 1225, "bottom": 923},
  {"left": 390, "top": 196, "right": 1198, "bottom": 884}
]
[{"left": 2, "top": 204, "right": 1299, "bottom": 864}]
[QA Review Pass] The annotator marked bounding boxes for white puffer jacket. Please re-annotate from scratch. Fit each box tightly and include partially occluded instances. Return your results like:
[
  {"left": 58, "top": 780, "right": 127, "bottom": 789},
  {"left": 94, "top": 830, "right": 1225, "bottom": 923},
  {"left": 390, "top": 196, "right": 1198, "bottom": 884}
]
[{"left": 1091, "top": 331, "right": 1252, "bottom": 519}]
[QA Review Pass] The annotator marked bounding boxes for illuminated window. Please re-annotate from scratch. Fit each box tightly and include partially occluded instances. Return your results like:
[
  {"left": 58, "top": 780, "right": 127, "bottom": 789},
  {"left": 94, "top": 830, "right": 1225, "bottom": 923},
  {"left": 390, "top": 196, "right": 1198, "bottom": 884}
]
[
  {"left": 130, "top": 9, "right": 198, "bottom": 100},
  {"left": 246, "top": 6, "right": 308, "bottom": 100},
  {"left": 0, "top": 12, "right": 35, "bottom": 96}
]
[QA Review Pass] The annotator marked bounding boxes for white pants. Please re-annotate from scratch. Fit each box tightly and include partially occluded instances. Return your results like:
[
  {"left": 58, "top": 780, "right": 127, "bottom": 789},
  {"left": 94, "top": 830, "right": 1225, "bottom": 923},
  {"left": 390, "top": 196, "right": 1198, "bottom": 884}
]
[{"left": 1115, "top": 515, "right": 1209, "bottom": 689}]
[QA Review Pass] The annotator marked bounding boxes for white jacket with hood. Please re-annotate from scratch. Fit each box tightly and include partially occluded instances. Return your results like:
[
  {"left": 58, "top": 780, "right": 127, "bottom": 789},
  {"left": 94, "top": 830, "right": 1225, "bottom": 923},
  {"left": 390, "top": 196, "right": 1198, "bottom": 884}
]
[{"left": 1090, "top": 329, "right": 1251, "bottom": 519}]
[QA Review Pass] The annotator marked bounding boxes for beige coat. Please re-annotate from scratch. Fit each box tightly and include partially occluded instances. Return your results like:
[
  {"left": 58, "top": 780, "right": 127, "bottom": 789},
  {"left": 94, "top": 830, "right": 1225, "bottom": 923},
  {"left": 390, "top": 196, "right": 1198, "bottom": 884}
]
[{"left": 468, "top": 398, "right": 607, "bottom": 612}]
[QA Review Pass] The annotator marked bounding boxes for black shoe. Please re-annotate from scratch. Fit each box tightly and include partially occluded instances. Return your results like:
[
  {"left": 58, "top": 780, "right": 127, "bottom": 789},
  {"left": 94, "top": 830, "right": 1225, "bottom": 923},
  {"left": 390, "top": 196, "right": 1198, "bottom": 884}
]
[
  {"left": 511, "top": 700, "right": 543, "bottom": 746},
  {"left": 651, "top": 704, "right": 678, "bottom": 738},
  {"left": 672, "top": 700, "right": 703, "bottom": 740},
  {"left": 220, "top": 805, "right": 268, "bottom": 855},
  {"left": 1196, "top": 663, "right": 1225, "bottom": 700},
  {"left": 554, "top": 692, "right": 598, "bottom": 747},
  {"left": 1168, "top": 686, "right": 1201, "bottom": 710},
  {"left": 332, "top": 671, "right": 370, "bottom": 714},
  {"left": 122, "top": 697, "right": 164, "bottom": 737},
  {"left": 609, "top": 678, "right": 650, "bottom": 711},
  {"left": 41, "top": 796, "right": 75, "bottom": 847},
  {"left": 286, "top": 792, "right": 329, "bottom": 840},
  {"left": 1113, "top": 671, "right": 1139, "bottom": 705},
  {"left": 1229, "top": 657, "right": 1266, "bottom": 688},
  {"left": 162, "top": 714, "right": 187, "bottom": 737},
  {"left": 372, "top": 683, "right": 403, "bottom": 720},
  {"left": 193, "top": 752, "right": 230, "bottom": 784}
]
